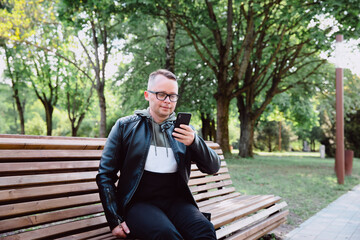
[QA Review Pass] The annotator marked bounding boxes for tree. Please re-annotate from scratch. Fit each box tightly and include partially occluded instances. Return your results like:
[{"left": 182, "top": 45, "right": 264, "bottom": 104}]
[
  {"left": 25, "top": 45, "right": 62, "bottom": 135},
  {"left": 57, "top": 0, "right": 125, "bottom": 137},
  {"left": 2, "top": 42, "right": 29, "bottom": 134},
  {"left": 60, "top": 50, "right": 95, "bottom": 136}
]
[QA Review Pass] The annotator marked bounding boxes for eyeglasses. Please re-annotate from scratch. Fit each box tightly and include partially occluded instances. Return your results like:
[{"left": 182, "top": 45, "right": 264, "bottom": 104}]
[{"left": 147, "top": 90, "right": 179, "bottom": 102}]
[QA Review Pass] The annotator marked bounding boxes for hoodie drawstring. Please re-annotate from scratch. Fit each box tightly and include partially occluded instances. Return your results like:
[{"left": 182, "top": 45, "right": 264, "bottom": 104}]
[{"left": 151, "top": 118, "right": 158, "bottom": 156}]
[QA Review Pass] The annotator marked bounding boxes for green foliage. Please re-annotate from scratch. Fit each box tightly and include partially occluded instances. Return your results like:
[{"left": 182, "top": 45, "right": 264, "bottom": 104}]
[
  {"left": 316, "top": 68, "right": 360, "bottom": 156},
  {"left": 25, "top": 112, "right": 46, "bottom": 135},
  {"left": 254, "top": 120, "right": 291, "bottom": 152}
]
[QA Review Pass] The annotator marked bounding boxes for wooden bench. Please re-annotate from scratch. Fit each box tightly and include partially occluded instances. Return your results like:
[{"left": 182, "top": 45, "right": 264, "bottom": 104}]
[{"left": 0, "top": 134, "right": 288, "bottom": 240}]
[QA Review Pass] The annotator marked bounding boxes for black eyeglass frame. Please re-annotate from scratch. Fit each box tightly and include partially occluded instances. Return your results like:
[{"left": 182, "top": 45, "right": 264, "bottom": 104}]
[{"left": 147, "top": 90, "right": 179, "bottom": 102}]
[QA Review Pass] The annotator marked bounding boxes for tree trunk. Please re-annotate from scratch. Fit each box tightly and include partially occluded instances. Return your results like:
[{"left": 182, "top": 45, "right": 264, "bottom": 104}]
[
  {"left": 4, "top": 46, "right": 26, "bottom": 134},
  {"left": 201, "top": 113, "right": 216, "bottom": 141},
  {"left": 268, "top": 135, "right": 272, "bottom": 152},
  {"left": 44, "top": 102, "right": 53, "bottom": 136},
  {"left": 98, "top": 87, "right": 107, "bottom": 138},
  {"left": 165, "top": 17, "right": 176, "bottom": 73},
  {"left": 238, "top": 112, "right": 255, "bottom": 157},
  {"left": 216, "top": 95, "right": 231, "bottom": 155},
  {"left": 13, "top": 89, "right": 25, "bottom": 134}
]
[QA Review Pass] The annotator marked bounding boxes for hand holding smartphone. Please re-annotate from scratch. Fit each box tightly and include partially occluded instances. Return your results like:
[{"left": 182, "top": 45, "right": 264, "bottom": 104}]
[
  {"left": 174, "top": 112, "right": 192, "bottom": 132},
  {"left": 173, "top": 112, "right": 194, "bottom": 145}
]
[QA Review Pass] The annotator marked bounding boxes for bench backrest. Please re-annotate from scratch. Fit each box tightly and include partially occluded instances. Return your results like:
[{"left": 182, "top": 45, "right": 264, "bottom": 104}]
[{"left": 0, "top": 135, "right": 230, "bottom": 239}]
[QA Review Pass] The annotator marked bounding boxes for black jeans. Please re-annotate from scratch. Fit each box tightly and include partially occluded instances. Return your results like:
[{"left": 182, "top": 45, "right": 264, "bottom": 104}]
[{"left": 125, "top": 198, "right": 216, "bottom": 240}]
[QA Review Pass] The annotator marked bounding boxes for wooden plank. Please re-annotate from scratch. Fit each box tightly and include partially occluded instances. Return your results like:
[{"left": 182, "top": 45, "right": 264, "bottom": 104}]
[
  {"left": 197, "top": 192, "right": 241, "bottom": 208},
  {"left": 0, "top": 182, "right": 98, "bottom": 202},
  {"left": 0, "top": 150, "right": 102, "bottom": 160},
  {"left": 0, "top": 134, "right": 106, "bottom": 141},
  {"left": 216, "top": 202, "right": 288, "bottom": 239},
  {"left": 2, "top": 215, "right": 107, "bottom": 240},
  {"left": 190, "top": 167, "right": 229, "bottom": 178},
  {"left": 210, "top": 195, "right": 275, "bottom": 219},
  {"left": 201, "top": 195, "right": 262, "bottom": 213},
  {"left": 86, "top": 233, "right": 117, "bottom": 240},
  {"left": 225, "top": 210, "right": 289, "bottom": 240},
  {"left": 0, "top": 171, "right": 98, "bottom": 188},
  {"left": 190, "top": 180, "right": 233, "bottom": 193},
  {"left": 191, "top": 160, "right": 226, "bottom": 170},
  {"left": 188, "top": 174, "right": 231, "bottom": 186},
  {"left": 0, "top": 204, "right": 104, "bottom": 232},
  {"left": 213, "top": 197, "right": 285, "bottom": 230},
  {"left": 0, "top": 193, "right": 100, "bottom": 218},
  {"left": 56, "top": 227, "right": 112, "bottom": 240},
  {"left": 0, "top": 161, "right": 99, "bottom": 173},
  {"left": 194, "top": 187, "right": 236, "bottom": 202},
  {"left": 0, "top": 138, "right": 105, "bottom": 150}
]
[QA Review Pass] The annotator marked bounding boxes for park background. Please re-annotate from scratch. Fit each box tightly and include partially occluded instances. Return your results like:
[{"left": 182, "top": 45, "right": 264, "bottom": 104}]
[{"left": 1, "top": 0, "right": 360, "bottom": 237}]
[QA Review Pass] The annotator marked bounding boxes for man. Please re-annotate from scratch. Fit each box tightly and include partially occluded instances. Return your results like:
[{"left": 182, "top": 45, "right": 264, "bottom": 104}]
[{"left": 96, "top": 69, "right": 220, "bottom": 239}]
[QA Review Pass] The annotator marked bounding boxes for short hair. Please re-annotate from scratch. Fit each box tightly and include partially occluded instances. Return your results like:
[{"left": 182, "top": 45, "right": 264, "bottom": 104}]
[{"left": 148, "top": 69, "right": 177, "bottom": 90}]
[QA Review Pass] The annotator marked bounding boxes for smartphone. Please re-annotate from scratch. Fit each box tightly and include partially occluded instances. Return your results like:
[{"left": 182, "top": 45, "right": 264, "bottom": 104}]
[{"left": 174, "top": 112, "right": 192, "bottom": 130}]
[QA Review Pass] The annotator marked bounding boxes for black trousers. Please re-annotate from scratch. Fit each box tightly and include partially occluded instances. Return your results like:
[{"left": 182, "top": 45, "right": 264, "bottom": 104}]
[
  {"left": 125, "top": 171, "right": 216, "bottom": 240},
  {"left": 126, "top": 198, "right": 216, "bottom": 240}
]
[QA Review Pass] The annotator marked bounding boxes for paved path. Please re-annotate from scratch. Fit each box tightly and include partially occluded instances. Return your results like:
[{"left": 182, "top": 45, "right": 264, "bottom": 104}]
[{"left": 285, "top": 184, "right": 360, "bottom": 240}]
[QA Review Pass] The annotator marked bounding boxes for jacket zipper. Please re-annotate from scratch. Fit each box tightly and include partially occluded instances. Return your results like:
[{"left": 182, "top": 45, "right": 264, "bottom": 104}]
[{"left": 106, "top": 187, "right": 122, "bottom": 224}]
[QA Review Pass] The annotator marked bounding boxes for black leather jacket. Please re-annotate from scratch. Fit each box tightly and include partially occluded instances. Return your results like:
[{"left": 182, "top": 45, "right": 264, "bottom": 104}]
[{"left": 96, "top": 114, "right": 221, "bottom": 230}]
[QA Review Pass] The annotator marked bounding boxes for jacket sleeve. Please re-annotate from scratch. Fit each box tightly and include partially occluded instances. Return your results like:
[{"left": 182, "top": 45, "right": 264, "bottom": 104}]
[
  {"left": 96, "top": 120, "right": 124, "bottom": 230},
  {"left": 188, "top": 133, "right": 221, "bottom": 174}
]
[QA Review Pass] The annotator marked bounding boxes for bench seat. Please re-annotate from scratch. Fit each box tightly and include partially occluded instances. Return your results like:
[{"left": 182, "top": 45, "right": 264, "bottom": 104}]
[{"left": 0, "top": 134, "right": 288, "bottom": 239}]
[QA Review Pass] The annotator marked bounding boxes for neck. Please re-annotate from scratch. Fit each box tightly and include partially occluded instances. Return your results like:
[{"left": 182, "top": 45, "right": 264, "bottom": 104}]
[{"left": 149, "top": 110, "right": 168, "bottom": 124}]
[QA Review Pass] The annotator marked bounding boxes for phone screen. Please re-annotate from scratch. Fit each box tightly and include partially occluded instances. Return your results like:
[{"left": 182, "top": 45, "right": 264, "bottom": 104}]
[{"left": 174, "top": 113, "right": 192, "bottom": 130}]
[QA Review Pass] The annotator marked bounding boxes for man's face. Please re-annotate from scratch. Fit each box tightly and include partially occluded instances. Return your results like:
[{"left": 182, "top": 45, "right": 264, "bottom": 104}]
[{"left": 144, "top": 74, "right": 178, "bottom": 123}]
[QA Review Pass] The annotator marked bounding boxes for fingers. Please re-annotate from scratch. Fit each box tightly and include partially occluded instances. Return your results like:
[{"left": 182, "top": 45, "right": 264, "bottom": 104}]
[
  {"left": 172, "top": 124, "right": 195, "bottom": 146},
  {"left": 121, "top": 221, "right": 130, "bottom": 235},
  {"left": 112, "top": 222, "right": 130, "bottom": 238}
]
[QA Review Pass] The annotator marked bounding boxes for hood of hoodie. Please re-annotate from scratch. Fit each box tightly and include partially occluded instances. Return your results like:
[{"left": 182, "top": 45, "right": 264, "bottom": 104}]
[{"left": 134, "top": 108, "right": 176, "bottom": 157}]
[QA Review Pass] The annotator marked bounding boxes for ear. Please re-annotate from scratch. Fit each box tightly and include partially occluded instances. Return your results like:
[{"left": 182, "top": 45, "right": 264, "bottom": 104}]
[{"left": 144, "top": 91, "right": 150, "bottom": 101}]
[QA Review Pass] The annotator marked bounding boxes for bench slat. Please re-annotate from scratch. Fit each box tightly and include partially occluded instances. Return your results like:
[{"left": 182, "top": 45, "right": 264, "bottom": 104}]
[
  {"left": 0, "top": 171, "right": 97, "bottom": 188},
  {"left": 188, "top": 173, "right": 231, "bottom": 186},
  {"left": 0, "top": 193, "right": 100, "bottom": 218},
  {"left": 197, "top": 192, "right": 242, "bottom": 208},
  {"left": 190, "top": 179, "right": 233, "bottom": 193},
  {"left": 2, "top": 215, "right": 107, "bottom": 240},
  {"left": 56, "top": 227, "right": 114, "bottom": 240},
  {"left": 194, "top": 187, "right": 236, "bottom": 202},
  {"left": 0, "top": 182, "right": 98, "bottom": 203},
  {"left": 201, "top": 195, "right": 260, "bottom": 213},
  {"left": 191, "top": 160, "right": 226, "bottom": 170},
  {"left": 0, "top": 204, "right": 103, "bottom": 232},
  {"left": 0, "top": 161, "right": 99, "bottom": 173},
  {"left": 0, "top": 137, "right": 105, "bottom": 150},
  {"left": 190, "top": 166, "right": 229, "bottom": 178},
  {"left": 211, "top": 195, "right": 276, "bottom": 219},
  {"left": 0, "top": 150, "right": 102, "bottom": 160}
]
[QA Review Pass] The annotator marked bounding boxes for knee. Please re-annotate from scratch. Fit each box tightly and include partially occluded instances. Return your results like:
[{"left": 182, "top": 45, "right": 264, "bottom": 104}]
[{"left": 194, "top": 220, "right": 216, "bottom": 240}]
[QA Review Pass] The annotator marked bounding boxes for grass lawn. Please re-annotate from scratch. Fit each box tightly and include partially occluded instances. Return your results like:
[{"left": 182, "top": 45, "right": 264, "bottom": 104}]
[{"left": 225, "top": 151, "right": 360, "bottom": 233}]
